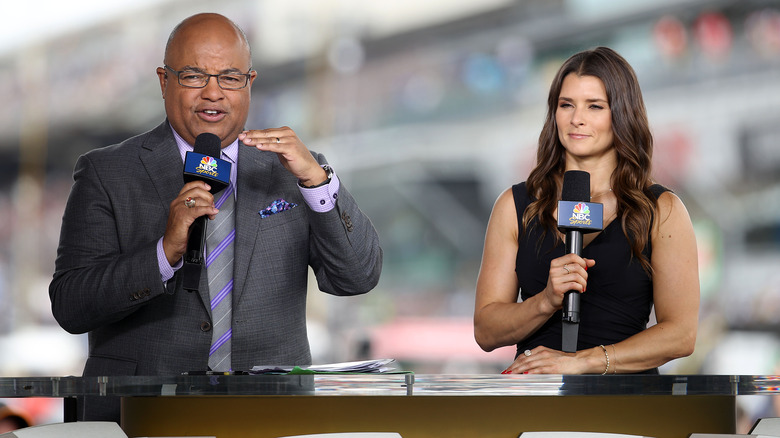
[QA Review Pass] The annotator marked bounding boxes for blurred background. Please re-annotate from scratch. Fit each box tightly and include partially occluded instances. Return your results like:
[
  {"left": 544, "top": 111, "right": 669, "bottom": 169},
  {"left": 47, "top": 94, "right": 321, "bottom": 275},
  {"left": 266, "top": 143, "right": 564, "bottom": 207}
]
[{"left": 1, "top": 0, "right": 779, "bottom": 430}]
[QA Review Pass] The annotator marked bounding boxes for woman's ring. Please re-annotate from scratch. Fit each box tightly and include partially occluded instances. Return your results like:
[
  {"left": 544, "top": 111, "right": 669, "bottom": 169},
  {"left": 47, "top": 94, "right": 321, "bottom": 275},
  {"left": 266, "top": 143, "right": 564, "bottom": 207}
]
[
  {"left": 275, "top": 137, "right": 281, "bottom": 143},
  {"left": 184, "top": 197, "right": 196, "bottom": 208},
  {"left": 524, "top": 349, "right": 532, "bottom": 357},
  {"left": 563, "top": 264, "right": 570, "bottom": 274}
]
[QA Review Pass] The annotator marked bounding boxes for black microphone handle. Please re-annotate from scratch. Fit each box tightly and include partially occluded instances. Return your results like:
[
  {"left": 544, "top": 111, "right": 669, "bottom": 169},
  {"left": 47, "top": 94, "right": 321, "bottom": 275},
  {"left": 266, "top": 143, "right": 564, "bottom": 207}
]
[
  {"left": 562, "top": 229, "right": 583, "bottom": 323},
  {"left": 184, "top": 216, "right": 208, "bottom": 264},
  {"left": 181, "top": 215, "right": 208, "bottom": 292}
]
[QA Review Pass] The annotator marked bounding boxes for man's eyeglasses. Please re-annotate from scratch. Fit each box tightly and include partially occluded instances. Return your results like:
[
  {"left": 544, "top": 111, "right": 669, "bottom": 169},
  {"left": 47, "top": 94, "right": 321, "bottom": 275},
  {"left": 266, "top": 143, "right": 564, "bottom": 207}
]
[{"left": 164, "top": 65, "right": 253, "bottom": 90}]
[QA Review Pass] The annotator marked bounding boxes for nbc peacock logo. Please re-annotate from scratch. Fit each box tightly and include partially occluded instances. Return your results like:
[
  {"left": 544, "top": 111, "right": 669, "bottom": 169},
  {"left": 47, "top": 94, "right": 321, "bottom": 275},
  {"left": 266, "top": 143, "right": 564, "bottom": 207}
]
[
  {"left": 196, "top": 156, "right": 219, "bottom": 176},
  {"left": 569, "top": 202, "right": 592, "bottom": 225}
]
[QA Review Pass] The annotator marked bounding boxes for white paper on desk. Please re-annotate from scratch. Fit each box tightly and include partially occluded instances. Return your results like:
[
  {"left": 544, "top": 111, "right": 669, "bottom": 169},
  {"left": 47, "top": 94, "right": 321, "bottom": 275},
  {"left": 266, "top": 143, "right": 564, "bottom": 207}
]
[{"left": 250, "top": 358, "right": 396, "bottom": 374}]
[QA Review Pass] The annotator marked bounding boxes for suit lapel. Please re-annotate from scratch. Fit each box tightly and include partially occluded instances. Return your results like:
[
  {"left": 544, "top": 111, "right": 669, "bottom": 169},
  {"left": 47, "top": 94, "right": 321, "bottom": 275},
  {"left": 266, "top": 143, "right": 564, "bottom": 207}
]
[
  {"left": 139, "top": 121, "right": 184, "bottom": 209},
  {"left": 233, "top": 144, "right": 275, "bottom": 303}
]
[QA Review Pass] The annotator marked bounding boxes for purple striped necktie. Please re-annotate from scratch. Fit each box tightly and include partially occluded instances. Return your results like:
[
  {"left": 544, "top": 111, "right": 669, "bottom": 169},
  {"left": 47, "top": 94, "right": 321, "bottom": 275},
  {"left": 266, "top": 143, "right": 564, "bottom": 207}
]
[{"left": 206, "top": 183, "right": 235, "bottom": 371}]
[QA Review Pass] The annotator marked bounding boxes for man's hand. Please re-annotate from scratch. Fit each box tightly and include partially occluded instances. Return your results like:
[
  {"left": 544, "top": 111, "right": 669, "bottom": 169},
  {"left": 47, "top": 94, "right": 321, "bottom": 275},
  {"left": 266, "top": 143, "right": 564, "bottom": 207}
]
[
  {"left": 162, "top": 181, "right": 218, "bottom": 266},
  {"left": 239, "top": 126, "right": 327, "bottom": 187}
]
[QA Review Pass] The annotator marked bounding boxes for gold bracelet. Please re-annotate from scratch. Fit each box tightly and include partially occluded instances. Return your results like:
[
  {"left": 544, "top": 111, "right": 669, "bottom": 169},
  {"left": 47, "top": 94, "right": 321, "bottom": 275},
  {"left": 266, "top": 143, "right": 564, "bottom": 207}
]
[{"left": 599, "top": 344, "right": 610, "bottom": 375}]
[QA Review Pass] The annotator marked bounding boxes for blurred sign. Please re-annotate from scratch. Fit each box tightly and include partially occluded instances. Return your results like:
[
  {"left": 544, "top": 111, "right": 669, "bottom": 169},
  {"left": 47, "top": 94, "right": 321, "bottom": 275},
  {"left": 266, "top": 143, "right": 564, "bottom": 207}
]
[{"left": 371, "top": 317, "right": 515, "bottom": 363}]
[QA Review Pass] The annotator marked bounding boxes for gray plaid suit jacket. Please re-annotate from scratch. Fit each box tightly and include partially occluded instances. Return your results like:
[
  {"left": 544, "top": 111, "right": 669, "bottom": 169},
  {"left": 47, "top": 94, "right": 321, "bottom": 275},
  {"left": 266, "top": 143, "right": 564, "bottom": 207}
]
[{"left": 49, "top": 121, "right": 382, "bottom": 421}]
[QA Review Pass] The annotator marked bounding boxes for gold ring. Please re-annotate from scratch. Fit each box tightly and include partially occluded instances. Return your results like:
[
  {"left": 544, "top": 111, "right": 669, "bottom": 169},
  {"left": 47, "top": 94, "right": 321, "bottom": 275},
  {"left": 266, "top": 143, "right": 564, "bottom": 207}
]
[
  {"left": 184, "top": 197, "right": 196, "bottom": 208},
  {"left": 524, "top": 349, "right": 532, "bottom": 357},
  {"left": 563, "top": 264, "right": 570, "bottom": 275}
]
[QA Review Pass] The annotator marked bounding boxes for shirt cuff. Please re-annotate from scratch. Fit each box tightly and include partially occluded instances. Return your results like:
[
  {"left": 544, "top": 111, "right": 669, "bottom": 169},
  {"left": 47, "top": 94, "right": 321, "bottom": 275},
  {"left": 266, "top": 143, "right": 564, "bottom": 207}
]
[
  {"left": 299, "top": 172, "right": 340, "bottom": 213},
  {"left": 157, "top": 237, "right": 182, "bottom": 283}
]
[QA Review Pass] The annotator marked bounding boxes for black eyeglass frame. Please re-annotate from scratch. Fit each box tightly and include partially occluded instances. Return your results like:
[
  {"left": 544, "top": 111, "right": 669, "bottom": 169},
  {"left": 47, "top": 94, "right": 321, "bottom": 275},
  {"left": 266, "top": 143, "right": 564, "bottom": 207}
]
[{"left": 163, "top": 65, "right": 254, "bottom": 90}]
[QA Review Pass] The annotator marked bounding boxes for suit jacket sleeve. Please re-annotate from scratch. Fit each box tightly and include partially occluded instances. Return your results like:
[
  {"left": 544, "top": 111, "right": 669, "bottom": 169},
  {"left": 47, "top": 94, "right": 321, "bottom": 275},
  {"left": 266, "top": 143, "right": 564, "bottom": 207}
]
[
  {"left": 305, "top": 152, "right": 382, "bottom": 296},
  {"left": 49, "top": 139, "right": 173, "bottom": 334}
]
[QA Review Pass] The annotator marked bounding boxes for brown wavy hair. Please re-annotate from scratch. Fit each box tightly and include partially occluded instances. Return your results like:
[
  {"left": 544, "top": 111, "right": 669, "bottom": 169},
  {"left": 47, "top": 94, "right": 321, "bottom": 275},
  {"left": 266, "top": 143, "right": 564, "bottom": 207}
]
[{"left": 523, "top": 46, "right": 656, "bottom": 274}]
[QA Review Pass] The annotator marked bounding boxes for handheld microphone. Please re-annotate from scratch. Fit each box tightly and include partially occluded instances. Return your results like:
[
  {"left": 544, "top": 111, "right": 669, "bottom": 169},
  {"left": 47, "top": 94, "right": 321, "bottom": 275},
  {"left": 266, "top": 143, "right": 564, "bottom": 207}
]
[
  {"left": 181, "top": 133, "right": 231, "bottom": 293},
  {"left": 557, "top": 170, "right": 604, "bottom": 352}
]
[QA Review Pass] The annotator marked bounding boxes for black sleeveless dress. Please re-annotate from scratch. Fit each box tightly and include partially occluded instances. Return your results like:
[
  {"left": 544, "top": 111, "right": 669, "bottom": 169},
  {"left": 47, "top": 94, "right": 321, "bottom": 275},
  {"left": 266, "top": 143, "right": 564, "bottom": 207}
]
[{"left": 512, "top": 182, "right": 668, "bottom": 374}]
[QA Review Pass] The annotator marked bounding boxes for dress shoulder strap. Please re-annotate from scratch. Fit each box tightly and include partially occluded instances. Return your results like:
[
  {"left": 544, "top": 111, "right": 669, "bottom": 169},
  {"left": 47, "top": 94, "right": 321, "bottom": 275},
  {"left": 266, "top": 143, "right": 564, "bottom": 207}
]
[
  {"left": 649, "top": 183, "right": 670, "bottom": 199},
  {"left": 511, "top": 182, "right": 532, "bottom": 231}
]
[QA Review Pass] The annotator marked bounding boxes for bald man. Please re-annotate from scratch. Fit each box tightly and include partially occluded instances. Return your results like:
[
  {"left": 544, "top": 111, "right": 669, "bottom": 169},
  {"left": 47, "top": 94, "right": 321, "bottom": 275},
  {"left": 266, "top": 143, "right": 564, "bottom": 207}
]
[{"left": 50, "top": 13, "right": 382, "bottom": 422}]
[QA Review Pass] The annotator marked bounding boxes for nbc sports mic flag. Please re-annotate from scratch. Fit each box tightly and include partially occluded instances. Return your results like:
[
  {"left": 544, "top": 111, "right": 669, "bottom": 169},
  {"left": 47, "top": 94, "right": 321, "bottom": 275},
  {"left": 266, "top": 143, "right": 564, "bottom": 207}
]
[
  {"left": 183, "top": 151, "right": 231, "bottom": 193},
  {"left": 557, "top": 201, "right": 604, "bottom": 232}
]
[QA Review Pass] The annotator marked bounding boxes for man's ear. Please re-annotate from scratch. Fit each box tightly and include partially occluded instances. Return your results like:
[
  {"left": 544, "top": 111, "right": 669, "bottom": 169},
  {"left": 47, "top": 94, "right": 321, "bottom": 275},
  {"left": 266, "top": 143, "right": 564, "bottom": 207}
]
[{"left": 156, "top": 67, "right": 168, "bottom": 98}]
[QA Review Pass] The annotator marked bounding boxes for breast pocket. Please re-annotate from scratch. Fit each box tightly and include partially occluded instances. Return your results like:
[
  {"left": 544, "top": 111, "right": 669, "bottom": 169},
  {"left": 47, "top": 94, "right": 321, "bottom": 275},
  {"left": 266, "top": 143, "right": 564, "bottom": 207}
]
[{"left": 257, "top": 203, "right": 306, "bottom": 232}]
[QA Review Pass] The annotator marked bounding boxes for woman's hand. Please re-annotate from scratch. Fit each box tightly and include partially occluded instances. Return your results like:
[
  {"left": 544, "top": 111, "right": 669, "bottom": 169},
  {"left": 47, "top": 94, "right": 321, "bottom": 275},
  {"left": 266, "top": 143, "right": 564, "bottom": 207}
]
[
  {"left": 501, "top": 345, "right": 605, "bottom": 375},
  {"left": 538, "top": 255, "right": 596, "bottom": 312}
]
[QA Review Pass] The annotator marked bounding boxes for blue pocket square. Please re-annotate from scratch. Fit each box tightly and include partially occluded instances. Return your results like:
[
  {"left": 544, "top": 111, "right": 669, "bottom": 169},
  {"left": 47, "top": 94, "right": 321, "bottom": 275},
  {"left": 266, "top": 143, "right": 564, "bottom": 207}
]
[{"left": 259, "top": 199, "right": 298, "bottom": 218}]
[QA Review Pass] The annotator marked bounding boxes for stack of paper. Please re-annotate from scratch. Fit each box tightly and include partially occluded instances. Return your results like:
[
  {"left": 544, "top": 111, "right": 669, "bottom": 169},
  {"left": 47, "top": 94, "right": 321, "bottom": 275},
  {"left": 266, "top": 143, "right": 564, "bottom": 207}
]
[{"left": 250, "top": 358, "right": 396, "bottom": 375}]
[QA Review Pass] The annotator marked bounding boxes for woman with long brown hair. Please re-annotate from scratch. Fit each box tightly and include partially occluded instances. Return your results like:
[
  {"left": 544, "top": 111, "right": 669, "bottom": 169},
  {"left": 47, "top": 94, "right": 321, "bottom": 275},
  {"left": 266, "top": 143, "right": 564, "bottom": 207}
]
[{"left": 474, "top": 47, "right": 699, "bottom": 374}]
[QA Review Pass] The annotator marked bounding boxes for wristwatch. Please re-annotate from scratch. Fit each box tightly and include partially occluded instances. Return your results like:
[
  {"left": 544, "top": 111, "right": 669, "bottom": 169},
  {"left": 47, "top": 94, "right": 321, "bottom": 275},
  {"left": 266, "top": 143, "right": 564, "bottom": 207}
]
[{"left": 299, "top": 165, "right": 333, "bottom": 188}]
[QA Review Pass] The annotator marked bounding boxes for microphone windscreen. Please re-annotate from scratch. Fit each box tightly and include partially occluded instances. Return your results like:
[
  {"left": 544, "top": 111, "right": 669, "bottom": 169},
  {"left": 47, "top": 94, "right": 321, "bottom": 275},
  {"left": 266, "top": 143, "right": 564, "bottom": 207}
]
[
  {"left": 561, "top": 170, "right": 590, "bottom": 202},
  {"left": 193, "top": 133, "right": 222, "bottom": 158}
]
